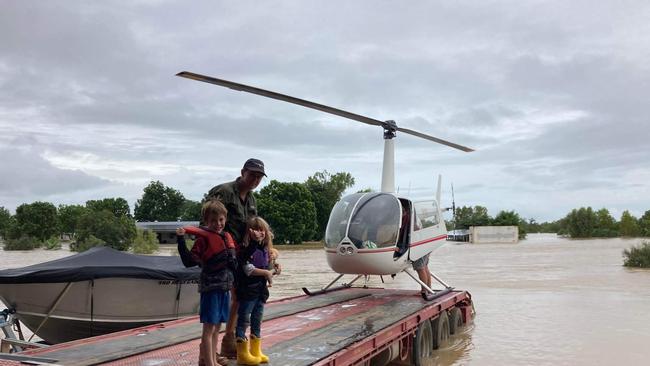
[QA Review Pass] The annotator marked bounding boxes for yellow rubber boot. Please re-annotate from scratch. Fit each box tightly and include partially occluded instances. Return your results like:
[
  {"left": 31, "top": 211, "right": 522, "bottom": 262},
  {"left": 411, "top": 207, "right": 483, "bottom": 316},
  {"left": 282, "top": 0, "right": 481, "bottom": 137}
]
[
  {"left": 236, "top": 339, "right": 261, "bottom": 365},
  {"left": 250, "top": 336, "right": 269, "bottom": 363}
]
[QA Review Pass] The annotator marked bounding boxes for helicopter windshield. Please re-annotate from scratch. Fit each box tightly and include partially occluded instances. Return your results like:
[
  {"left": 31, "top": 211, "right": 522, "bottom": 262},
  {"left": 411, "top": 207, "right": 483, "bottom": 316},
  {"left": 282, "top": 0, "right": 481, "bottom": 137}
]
[
  {"left": 324, "top": 193, "right": 364, "bottom": 248},
  {"left": 347, "top": 193, "right": 401, "bottom": 249}
]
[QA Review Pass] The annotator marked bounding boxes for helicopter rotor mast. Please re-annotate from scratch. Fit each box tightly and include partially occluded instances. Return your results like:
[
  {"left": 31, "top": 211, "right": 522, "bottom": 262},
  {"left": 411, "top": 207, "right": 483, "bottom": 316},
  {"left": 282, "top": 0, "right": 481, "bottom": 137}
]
[{"left": 176, "top": 71, "right": 473, "bottom": 193}]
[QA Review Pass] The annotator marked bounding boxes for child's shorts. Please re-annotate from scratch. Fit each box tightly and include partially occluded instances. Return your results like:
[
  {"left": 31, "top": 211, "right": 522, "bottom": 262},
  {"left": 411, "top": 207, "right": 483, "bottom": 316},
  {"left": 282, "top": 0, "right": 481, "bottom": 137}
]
[{"left": 200, "top": 289, "right": 230, "bottom": 324}]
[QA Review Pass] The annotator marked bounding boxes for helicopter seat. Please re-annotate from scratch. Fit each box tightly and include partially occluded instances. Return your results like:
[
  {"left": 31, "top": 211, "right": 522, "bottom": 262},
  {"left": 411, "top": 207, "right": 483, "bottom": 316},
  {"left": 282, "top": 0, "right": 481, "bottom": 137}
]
[{"left": 375, "top": 225, "right": 397, "bottom": 248}]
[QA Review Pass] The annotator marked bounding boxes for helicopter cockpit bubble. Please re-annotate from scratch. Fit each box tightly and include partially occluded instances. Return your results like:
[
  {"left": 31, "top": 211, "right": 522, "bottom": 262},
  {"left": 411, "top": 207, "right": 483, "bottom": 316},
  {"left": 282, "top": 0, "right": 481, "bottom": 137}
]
[
  {"left": 325, "top": 193, "right": 364, "bottom": 248},
  {"left": 342, "top": 193, "right": 401, "bottom": 249}
]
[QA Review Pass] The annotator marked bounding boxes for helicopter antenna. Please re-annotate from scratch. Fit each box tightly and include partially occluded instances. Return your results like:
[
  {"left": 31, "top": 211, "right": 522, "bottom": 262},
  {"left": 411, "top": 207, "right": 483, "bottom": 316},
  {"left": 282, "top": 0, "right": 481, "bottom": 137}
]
[
  {"left": 451, "top": 183, "right": 456, "bottom": 231},
  {"left": 177, "top": 71, "right": 474, "bottom": 193}
]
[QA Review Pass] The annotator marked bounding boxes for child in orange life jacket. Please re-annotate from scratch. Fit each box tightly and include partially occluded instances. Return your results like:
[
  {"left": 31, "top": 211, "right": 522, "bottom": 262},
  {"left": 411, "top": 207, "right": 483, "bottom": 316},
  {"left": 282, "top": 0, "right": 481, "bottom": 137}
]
[
  {"left": 176, "top": 200, "right": 236, "bottom": 366},
  {"left": 234, "top": 217, "right": 276, "bottom": 365}
]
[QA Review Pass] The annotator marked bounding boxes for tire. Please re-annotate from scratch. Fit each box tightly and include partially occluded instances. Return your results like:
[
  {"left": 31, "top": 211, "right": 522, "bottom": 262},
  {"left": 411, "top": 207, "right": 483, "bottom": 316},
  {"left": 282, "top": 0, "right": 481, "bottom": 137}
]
[
  {"left": 413, "top": 318, "right": 433, "bottom": 366},
  {"left": 449, "top": 307, "right": 464, "bottom": 335},
  {"left": 430, "top": 311, "right": 449, "bottom": 350}
]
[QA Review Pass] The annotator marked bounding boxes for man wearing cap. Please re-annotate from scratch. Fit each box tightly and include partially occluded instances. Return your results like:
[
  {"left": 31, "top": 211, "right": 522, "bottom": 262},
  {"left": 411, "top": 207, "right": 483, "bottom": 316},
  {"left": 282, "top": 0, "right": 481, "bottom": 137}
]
[
  {"left": 205, "top": 158, "right": 272, "bottom": 359},
  {"left": 206, "top": 158, "right": 266, "bottom": 244}
]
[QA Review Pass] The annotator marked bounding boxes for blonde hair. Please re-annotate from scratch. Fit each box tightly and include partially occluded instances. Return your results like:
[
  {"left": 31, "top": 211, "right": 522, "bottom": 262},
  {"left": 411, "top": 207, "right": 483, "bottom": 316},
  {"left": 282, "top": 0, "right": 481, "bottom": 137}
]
[
  {"left": 243, "top": 216, "right": 274, "bottom": 252},
  {"left": 201, "top": 200, "right": 227, "bottom": 223}
]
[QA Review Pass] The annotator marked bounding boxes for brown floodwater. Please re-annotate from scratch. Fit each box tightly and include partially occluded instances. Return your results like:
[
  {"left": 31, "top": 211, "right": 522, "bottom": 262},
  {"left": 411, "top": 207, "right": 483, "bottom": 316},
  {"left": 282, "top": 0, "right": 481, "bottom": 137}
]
[{"left": 2, "top": 234, "right": 649, "bottom": 365}]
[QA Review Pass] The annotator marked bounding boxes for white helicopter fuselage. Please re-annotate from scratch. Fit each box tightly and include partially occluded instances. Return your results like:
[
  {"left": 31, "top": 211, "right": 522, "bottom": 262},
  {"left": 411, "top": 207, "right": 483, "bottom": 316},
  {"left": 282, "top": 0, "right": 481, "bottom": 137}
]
[{"left": 324, "top": 191, "right": 447, "bottom": 275}]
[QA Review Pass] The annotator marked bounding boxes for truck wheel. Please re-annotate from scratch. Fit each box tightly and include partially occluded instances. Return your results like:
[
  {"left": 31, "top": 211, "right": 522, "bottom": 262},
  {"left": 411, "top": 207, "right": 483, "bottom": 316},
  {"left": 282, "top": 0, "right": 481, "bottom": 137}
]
[
  {"left": 413, "top": 319, "right": 433, "bottom": 366},
  {"left": 431, "top": 312, "right": 449, "bottom": 350},
  {"left": 449, "top": 307, "right": 464, "bottom": 335}
]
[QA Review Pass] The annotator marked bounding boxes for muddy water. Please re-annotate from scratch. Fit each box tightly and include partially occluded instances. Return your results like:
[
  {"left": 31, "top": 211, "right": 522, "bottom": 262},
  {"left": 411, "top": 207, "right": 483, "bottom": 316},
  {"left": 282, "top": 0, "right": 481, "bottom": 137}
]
[{"left": 2, "top": 234, "right": 649, "bottom": 365}]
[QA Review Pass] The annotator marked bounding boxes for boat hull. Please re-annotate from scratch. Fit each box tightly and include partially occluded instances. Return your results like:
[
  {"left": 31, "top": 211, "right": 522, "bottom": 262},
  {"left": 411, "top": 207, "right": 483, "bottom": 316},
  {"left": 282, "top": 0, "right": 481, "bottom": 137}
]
[{"left": 0, "top": 277, "right": 200, "bottom": 344}]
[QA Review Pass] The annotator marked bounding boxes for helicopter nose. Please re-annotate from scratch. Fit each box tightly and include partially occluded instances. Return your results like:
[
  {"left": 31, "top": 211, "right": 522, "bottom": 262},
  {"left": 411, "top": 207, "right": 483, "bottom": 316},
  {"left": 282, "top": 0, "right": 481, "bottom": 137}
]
[{"left": 338, "top": 242, "right": 356, "bottom": 256}]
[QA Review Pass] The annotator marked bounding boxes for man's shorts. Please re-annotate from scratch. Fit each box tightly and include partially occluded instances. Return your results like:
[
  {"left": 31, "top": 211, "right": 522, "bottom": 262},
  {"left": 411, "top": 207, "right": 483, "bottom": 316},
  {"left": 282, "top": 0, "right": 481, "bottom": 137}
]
[
  {"left": 412, "top": 254, "right": 430, "bottom": 271},
  {"left": 200, "top": 289, "right": 230, "bottom": 324}
]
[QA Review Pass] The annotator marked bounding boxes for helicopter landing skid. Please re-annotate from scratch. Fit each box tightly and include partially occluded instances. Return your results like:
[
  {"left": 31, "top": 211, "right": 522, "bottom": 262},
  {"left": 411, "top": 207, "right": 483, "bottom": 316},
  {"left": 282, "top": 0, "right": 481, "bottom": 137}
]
[
  {"left": 302, "top": 274, "right": 364, "bottom": 296},
  {"left": 402, "top": 269, "right": 455, "bottom": 301}
]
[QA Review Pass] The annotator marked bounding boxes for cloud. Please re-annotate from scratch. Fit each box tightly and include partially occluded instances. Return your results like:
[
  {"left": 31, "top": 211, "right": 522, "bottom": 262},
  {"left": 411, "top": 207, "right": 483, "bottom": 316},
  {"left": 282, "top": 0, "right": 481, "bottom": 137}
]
[
  {"left": 0, "top": 0, "right": 649, "bottom": 221},
  {"left": 0, "top": 147, "right": 110, "bottom": 208}
]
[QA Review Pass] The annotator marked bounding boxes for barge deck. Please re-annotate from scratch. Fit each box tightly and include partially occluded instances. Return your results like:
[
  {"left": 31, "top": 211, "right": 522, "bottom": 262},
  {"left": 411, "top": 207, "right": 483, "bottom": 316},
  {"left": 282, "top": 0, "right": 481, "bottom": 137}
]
[{"left": 1, "top": 287, "right": 472, "bottom": 366}]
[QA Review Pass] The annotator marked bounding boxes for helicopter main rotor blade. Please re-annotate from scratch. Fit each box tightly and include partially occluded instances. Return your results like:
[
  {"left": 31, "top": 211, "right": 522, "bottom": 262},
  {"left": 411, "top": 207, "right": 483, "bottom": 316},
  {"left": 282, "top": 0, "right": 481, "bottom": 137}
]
[
  {"left": 177, "top": 71, "right": 474, "bottom": 152},
  {"left": 396, "top": 127, "right": 474, "bottom": 152},
  {"left": 177, "top": 71, "right": 385, "bottom": 128}
]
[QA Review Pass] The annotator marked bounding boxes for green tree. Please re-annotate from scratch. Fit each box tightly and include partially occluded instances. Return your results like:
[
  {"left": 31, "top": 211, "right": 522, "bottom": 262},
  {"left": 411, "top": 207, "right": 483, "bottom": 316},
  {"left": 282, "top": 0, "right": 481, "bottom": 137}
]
[
  {"left": 304, "top": 171, "right": 355, "bottom": 240},
  {"left": 179, "top": 200, "right": 202, "bottom": 221},
  {"left": 454, "top": 205, "right": 491, "bottom": 229},
  {"left": 525, "top": 218, "right": 540, "bottom": 233},
  {"left": 13, "top": 201, "right": 59, "bottom": 241},
  {"left": 619, "top": 210, "right": 640, "bottom": 237},
  {"left": 565, "top": 207, "right": 597, "bottom": 238},
  {"left": 75, "top": 210, "right": 136, "bottom": 251},
  {"left": 594, "top": 208, "right": 618, "bottom": 237},
  {"left": 542, "top": 220, "right": 563, "bottom": 233},
  {"left": 638, "top": 210, "right": 650, "bottom": 237},
  {"left": 491, "top": 210, "right": 527, "bottom": 239},
  {"left": 0, "top": 206, "right": 12, "bottom": 239},
  {"left": 132, "top": 228, "right": 159, "bottom": 254},
  {"left": 257, "top": 180, "right": 318, "bottom": 244},
  {"left": 86, "top": 198, "right": 131, "bottom": 217},
  {"left": 134, "top": 181, "right": 186, "bottom": 221},
  {"left": 58, "top": 204, "right": 88, "bottom": 239}
]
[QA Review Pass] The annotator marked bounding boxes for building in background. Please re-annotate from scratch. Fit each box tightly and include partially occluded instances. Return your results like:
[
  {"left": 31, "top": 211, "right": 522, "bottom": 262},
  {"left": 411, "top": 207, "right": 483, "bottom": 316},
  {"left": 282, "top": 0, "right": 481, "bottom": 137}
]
[
  {"left": 470, "top": 226, "right": 518, "bottom": 244},
  {"left": 135, "top": 221, "right": 199, "bottom": 244}
]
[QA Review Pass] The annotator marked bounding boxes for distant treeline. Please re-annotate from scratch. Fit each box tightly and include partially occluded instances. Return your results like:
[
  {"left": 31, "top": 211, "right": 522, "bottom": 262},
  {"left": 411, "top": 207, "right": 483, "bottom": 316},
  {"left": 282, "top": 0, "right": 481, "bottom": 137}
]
[
  {"left": 0, "top": 170, "right": 355, "bottom": 250},
  {"left": 448, "top": 206, "right": 529, "bottom": 239},
  {"left": 533, "top": 207, "right": 649, "bottom": 238},
  {"left": 448, "top": 205, "right": 650, "bottom": 239},
  {"left": 0, "top": 198, "right": 158, "bottom": 253},
  {"left": 3, "top": 178, "right": 649, "bottom": 252}
]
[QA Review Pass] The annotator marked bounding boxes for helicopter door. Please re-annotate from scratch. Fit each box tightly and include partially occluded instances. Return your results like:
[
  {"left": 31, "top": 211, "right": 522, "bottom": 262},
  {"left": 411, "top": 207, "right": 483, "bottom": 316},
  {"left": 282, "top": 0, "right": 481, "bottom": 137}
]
[
  {"left": 394, "top": 198, "right": 412, "bottom": 258},
  {"left": 409, "top": 200, "right": 444, "bottom": 261}
]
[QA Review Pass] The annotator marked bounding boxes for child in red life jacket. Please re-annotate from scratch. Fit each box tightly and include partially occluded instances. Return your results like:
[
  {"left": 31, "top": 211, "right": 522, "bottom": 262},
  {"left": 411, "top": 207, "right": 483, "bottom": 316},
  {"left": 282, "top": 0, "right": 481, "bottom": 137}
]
[
  {"left": 176, "top": 200, "right": 236, "bottom": 366},
  {"left": 234, "top": 216, "right": 276, "bottom": 365}
]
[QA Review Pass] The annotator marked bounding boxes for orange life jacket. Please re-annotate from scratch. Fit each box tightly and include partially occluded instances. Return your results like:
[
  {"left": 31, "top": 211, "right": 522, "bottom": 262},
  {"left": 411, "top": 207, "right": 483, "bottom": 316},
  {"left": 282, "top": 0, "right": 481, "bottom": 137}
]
[{"left": 184, "top": 226, "right": 236, "bottom": 264}]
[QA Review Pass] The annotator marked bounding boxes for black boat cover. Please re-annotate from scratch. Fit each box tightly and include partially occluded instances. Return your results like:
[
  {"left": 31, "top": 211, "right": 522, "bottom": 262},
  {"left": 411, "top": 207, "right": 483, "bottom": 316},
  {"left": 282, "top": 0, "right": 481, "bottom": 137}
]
[{"left": 0, "top": 246, "right": 199, "bottom": 284}]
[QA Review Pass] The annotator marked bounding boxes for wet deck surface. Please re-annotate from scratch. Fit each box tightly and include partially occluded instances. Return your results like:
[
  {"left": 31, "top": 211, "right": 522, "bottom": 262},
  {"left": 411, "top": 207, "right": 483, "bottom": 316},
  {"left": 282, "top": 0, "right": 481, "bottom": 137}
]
[{"left": 4, "top": 288, "right": 468, "bottom": 366}]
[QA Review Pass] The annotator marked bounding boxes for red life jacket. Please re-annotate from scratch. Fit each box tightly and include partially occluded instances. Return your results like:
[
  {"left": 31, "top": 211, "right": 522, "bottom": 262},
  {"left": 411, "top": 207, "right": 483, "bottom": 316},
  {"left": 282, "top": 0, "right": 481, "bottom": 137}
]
[{"left": 184, "top": 226, "right": 236, "bottom": 263}]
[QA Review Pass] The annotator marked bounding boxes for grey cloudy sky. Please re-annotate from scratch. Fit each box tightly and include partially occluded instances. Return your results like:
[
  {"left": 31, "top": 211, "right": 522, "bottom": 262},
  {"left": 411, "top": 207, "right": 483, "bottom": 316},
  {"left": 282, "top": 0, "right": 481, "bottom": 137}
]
[{"left": 1, "top": 0, "right": 649, "bottom": 222}]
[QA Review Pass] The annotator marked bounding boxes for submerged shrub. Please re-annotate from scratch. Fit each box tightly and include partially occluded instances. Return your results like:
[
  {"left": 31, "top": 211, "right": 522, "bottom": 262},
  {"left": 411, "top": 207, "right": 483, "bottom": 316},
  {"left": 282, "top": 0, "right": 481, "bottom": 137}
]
[
  {"left": 3, "top": 236, "right": 41, "bottom": 251},
  {"left": 132, "top": 228, "right": 159, "bottom": 254},
  {"left": 44, "top": 237, "right": 62, "bottom": 250},
  {"left": 623, "top": 241, "right": 650, "bottom": 268},
  {"left": 71, "top": 235, "right": 106, "bottom": 252}
]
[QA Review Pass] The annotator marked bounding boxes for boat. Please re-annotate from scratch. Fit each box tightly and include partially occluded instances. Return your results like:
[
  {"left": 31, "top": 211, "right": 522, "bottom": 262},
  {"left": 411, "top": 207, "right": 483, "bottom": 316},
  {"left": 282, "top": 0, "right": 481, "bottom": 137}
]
[{"left": 0, "top": 246, "right": 200, "bottom": 344}]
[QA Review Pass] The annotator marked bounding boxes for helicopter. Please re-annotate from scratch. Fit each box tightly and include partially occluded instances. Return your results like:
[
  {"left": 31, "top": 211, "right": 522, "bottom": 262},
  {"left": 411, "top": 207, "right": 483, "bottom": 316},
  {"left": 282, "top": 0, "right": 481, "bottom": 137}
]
[{"left": 177, "top": 71, "right": 474, "bottom": 300}]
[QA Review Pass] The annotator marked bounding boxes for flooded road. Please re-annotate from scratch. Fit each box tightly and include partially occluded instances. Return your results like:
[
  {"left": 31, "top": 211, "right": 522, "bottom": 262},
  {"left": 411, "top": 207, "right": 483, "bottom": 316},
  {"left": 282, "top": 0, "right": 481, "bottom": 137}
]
[{"left": 2, "top": 234, "right": 649, "bottom": 365}]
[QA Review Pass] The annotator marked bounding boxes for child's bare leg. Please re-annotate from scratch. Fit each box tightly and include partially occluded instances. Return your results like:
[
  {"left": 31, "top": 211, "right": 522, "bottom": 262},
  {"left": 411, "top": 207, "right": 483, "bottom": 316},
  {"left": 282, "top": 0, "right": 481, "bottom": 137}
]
[
  {"left": 202, "top": 324, "right": 217, "bottom": 366},
  {"left": 212, "top": 323, "right": 222, "bottom": 361},
  {"left": 198, "top": 341, "right": 204, "bottom": 365}
]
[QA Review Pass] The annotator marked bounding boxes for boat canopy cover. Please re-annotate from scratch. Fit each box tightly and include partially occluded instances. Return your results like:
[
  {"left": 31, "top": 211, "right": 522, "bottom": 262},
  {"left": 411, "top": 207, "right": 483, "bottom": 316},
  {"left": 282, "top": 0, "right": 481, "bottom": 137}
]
[{"left": 0, "top": 246, "right": 199, "bottom": 284}]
